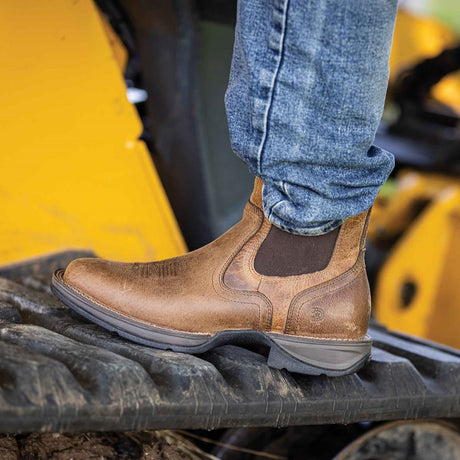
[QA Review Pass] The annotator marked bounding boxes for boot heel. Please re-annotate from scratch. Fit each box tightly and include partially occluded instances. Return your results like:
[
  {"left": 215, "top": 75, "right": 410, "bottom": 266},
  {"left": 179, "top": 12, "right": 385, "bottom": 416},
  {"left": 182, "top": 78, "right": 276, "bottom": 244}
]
[{"left": 268, "top": 334, "right": 372, "bottom": 376}]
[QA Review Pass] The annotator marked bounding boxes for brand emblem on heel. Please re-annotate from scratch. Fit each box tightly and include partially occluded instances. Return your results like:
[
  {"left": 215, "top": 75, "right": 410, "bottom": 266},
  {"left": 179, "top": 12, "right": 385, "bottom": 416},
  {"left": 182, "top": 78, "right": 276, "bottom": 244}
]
[{"left": 311, "top": 307, "right": 325, "bottom": 322}]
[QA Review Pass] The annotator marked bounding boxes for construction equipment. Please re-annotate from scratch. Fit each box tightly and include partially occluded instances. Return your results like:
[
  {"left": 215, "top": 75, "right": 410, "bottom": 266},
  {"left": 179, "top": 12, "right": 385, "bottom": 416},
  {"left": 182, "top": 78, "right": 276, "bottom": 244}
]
[
  {"left": 370, "top": 9, "right": 460, "bottom": 349},
  {"left": 0, "top": 0, "right": 186, "bottom": 266},
  {"left": 369, "top": 171, "right": 460, "bottom": 349},
  {"left": 0, "top": 1, "right": 459, "bottom": 457},
  {"left": 1, "top": 251, "right": 459, "bottom": 433}
]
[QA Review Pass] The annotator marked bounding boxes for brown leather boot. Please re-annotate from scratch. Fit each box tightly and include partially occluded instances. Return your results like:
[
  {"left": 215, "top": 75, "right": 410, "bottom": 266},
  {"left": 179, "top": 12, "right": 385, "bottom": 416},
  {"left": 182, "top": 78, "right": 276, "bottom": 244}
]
[{"left": 52, "top": 178, "right": 372, "bottom": 376}]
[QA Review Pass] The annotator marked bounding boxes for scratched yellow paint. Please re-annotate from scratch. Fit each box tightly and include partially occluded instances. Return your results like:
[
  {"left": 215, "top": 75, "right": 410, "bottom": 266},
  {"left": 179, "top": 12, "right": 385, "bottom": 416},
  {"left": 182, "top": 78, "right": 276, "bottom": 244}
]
[{"left": 0, "top": 0, "right": 187, "bottom": 265}]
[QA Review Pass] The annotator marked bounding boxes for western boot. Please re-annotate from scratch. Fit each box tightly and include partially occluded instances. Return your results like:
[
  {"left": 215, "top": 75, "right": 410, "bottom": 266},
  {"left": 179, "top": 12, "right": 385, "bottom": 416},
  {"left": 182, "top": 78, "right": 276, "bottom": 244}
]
[{"left": 52, "top": 178, "right": 372, "bottom": 376}]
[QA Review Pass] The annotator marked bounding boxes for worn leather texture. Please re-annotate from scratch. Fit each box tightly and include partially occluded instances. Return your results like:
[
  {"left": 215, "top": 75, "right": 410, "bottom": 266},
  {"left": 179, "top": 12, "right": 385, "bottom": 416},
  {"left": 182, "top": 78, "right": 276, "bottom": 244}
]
[{"left": 63, "top": 177, "right": 371, "bottom": 339}]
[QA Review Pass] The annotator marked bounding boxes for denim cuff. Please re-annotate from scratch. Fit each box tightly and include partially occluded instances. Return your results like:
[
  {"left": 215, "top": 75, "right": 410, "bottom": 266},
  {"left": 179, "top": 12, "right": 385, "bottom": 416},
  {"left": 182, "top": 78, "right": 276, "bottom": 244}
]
[{"left": 262, "top": 182, "right": 346, "bottom": 236}]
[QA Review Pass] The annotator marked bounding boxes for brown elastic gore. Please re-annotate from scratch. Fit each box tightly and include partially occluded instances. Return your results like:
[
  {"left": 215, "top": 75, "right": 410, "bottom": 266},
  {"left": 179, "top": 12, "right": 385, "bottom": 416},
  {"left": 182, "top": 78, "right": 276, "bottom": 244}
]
[{"left": 254, "top": 225, "right": 340, "bottom": 276}]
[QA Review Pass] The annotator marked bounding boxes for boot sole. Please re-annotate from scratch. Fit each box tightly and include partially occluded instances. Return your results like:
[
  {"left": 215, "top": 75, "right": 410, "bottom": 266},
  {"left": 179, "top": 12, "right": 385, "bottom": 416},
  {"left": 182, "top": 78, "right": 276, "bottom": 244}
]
[{"left": 51, "top": 269, "right": 372, "bottom": 376}]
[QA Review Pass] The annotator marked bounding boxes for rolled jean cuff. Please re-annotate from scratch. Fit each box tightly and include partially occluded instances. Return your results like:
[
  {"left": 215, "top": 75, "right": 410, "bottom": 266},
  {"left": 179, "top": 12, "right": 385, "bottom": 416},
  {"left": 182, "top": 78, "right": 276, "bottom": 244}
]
[
  {"left": 262, "top": 181, "right": 361, "bottom": 236},
  {"left": 265, "top": 202, "right": 345, "bottom": 236}
]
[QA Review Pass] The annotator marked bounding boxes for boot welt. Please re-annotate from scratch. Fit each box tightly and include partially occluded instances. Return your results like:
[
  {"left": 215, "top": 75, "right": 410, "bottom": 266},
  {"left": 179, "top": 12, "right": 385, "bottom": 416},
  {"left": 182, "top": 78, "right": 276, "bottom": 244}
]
[{"left": 52, "top": 269, "right": 372, "bottom": 377}]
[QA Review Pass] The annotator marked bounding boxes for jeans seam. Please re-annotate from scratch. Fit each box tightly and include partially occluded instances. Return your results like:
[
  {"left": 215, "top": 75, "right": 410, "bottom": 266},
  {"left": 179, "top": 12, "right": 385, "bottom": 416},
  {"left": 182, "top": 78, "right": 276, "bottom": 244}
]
[
  {"left": 266, "top": 198, "right": 285, "bottom": 223},
  {"left": 256, "top": 0, "right": 290, "bottom": 176}
]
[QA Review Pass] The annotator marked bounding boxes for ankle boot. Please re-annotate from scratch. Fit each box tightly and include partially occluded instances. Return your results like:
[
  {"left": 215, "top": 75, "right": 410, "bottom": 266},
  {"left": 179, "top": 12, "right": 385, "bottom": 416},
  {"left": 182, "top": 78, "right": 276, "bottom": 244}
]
[{"left": 52, "top": 178, "right": 372, "bottom": 376}]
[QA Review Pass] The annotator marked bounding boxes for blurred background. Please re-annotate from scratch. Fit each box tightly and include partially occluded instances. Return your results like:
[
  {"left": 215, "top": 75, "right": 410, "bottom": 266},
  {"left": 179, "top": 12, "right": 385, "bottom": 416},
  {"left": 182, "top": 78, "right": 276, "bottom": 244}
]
[
  {"left": 1, "top": 0, "right": 458, "bottom": 349},
  {"left": 0, "top": 1, "right": 459, "bottom": 458}
]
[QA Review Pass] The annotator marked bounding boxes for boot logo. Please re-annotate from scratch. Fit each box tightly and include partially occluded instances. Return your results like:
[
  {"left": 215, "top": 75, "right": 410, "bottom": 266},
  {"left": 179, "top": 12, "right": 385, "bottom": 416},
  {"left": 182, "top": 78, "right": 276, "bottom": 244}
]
[{"left": 311, "top": 307, "right": 325, "bottom": 322}]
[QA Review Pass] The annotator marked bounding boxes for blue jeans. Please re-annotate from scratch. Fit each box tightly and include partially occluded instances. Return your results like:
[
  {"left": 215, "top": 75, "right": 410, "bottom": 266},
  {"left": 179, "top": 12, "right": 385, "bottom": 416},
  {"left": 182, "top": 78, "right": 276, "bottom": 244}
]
[{"left": 225, "top": 0, "right": 397, "bottom": 235}]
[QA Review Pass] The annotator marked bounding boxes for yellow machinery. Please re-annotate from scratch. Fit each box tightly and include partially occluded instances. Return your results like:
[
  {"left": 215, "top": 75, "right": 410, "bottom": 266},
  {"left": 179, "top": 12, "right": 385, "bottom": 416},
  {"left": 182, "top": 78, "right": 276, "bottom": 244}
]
[
  {"left": 0, "top": 2, "right": 458, "bottom": 347},
  {"left": 390, "top": 8, "right": 460, "bottom": 112},
  {"left": 0, "top": 1, "right": 186, "bottom": 266},
  {"left": 370, "top": 171, "right": 460, "bottom": 348},
  {"left": 371, "top": 8, "right": 460, "bottom": 349}
]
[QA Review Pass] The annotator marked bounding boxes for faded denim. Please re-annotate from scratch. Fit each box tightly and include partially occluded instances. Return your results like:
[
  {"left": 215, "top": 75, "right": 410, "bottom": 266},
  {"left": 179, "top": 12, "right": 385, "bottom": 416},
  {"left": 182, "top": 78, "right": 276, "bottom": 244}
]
[{"left": 225, "top": 0, "right": 398, "bottom": 235}]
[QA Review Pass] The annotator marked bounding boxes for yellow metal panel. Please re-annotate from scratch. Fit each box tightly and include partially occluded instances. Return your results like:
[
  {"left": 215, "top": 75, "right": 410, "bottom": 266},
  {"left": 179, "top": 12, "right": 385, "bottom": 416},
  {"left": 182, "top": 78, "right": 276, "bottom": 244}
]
[
  {"left": 0, "top": 0, "right": 187, "bottom": 264},
  {"left": 368, "top": 170, "right": 458, "bottom": 241},
  {"left": 98, "top": 11, "right": 129, "bottom": 71},
  {"left": 429, "top": 211, "right": 460, "bottom": 347},
  {"left": 375, "top": 186, "right": 460, "bottom": 348}
]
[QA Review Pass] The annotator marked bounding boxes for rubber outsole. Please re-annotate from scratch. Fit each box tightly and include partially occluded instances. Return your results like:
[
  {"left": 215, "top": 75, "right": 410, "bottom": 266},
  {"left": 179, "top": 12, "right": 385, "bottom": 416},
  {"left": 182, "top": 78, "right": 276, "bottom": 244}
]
[{"left": 51, "top": 269, "right": 372, "bottom": 376}]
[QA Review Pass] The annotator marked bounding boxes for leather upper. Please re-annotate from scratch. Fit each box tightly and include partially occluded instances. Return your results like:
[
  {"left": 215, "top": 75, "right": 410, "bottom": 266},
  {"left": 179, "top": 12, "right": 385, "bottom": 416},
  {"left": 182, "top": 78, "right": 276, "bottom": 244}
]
[{"left": 63, "top": 178, "right": 371, "bottom": 339}]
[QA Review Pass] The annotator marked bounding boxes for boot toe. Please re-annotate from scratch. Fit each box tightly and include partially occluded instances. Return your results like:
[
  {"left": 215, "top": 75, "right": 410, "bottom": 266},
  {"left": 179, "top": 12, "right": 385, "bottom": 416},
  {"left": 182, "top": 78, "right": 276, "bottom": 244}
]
[{"left": 63, "top": 258, "right": 115, "bottom": 302}]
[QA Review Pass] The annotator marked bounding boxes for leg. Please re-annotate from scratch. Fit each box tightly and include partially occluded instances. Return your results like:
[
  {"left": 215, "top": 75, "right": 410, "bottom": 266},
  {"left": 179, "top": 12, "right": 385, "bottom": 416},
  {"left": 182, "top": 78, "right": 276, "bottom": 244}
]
[
  {"left": 53, "top": 0, "right": 398, "bottom": 375},
  {"left": 226, "top": 0, "right": 397, "bottom": 235}
]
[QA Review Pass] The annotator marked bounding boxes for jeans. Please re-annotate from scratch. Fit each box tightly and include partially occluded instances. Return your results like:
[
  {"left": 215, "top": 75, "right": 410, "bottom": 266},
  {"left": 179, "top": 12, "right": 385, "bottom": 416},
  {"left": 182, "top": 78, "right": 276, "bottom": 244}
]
[{"left": 225, "top": 0, "right": 398, "bottom": 235}]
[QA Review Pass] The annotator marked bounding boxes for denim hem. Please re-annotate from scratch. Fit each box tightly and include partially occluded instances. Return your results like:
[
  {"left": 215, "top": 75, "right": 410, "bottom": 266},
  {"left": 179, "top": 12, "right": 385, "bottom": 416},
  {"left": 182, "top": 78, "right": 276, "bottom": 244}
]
[
  {"left": 267, "top": 204, "right": 344, "bottom": 236},
  {"left": 263, "top": 190, "right": 344, "bottom": 236}
]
